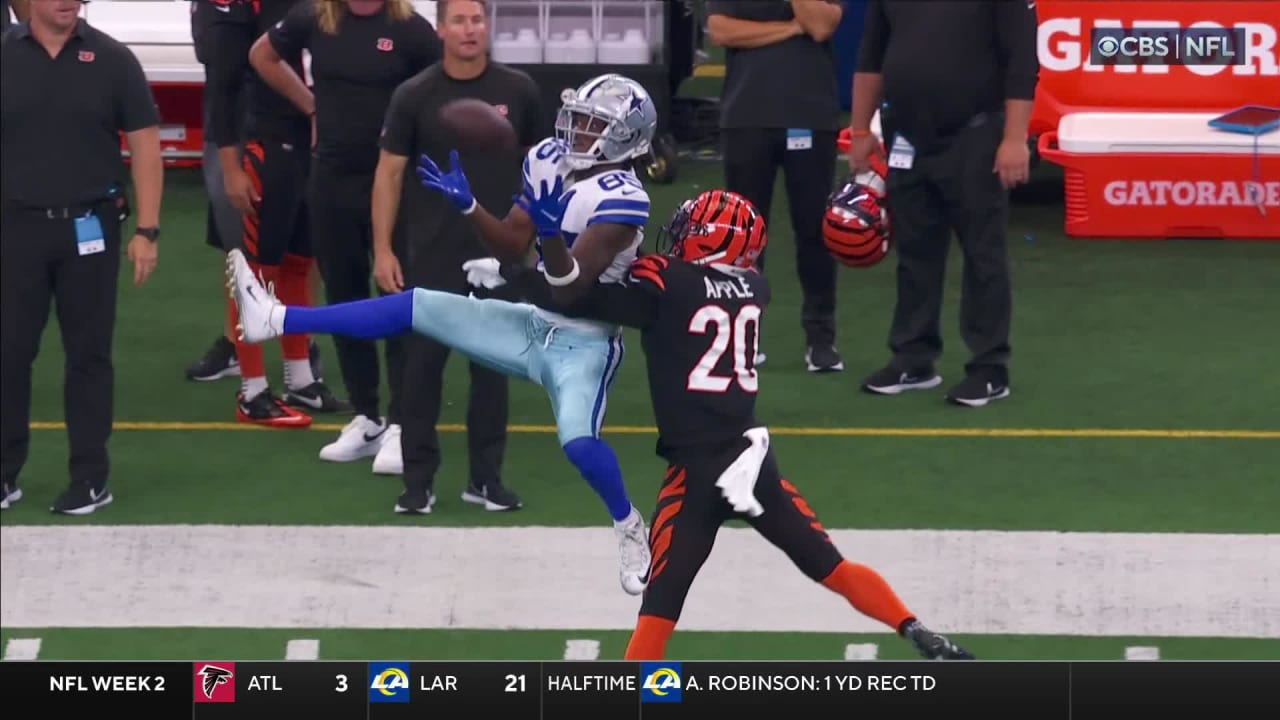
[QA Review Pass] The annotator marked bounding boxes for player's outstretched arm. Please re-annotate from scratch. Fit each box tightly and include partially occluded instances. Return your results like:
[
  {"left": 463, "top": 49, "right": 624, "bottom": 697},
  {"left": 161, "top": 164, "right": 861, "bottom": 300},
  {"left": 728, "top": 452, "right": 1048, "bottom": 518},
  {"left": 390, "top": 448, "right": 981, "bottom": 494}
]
[
  {"left": 539, "top": 221, "right": 637, "bottom": 303},
  {"left": 416, "top": 151, "right": 535, "bottom": 264}
]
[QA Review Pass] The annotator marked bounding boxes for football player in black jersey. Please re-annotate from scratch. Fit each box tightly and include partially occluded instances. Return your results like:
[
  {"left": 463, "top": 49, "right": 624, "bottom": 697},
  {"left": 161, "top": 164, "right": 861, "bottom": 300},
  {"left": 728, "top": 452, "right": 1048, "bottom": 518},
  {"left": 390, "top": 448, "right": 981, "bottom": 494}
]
[{"left": 490, "top": 189, "right": 973, "bottom": 661}]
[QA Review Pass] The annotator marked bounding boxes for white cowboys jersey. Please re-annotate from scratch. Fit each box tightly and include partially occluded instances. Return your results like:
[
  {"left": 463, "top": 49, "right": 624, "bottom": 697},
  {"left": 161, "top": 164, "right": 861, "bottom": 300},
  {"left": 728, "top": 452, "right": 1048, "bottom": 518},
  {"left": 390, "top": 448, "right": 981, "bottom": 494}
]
[{"left": 521, "top": 138, "right": 648, "bottom": 336}]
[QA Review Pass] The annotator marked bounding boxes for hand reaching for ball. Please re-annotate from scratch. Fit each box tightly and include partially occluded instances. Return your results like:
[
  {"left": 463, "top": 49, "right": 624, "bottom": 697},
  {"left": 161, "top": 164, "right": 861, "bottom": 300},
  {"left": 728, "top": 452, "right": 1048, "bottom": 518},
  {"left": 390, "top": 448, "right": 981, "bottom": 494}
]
[{"left": 417, "top": 150, "right": 477, "bottom": 215}]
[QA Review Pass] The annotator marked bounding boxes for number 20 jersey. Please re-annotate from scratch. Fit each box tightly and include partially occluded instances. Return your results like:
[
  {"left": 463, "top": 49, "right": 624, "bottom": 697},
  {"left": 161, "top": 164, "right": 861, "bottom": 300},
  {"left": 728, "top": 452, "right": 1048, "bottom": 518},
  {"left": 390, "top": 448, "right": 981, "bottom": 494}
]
[{"left": 630, "top": 257, "right": 772, "bottom": 460}]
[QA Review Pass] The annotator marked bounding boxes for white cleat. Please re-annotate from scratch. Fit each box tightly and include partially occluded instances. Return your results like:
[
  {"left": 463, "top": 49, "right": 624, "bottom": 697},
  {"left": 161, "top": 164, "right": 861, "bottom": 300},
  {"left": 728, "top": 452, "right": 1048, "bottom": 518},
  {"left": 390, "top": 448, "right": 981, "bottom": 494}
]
[
  {"left": 614, "top": 506, "right": 651, "bottom": 595},
  {"left": 225, "top": 249, "right": 284, "bottom": 343},
  {"left": 371, "top": 424, "right": 404, "bottom": 475},
  {"left": 319, "top": 415, "right": 388, "bottom": 463}
]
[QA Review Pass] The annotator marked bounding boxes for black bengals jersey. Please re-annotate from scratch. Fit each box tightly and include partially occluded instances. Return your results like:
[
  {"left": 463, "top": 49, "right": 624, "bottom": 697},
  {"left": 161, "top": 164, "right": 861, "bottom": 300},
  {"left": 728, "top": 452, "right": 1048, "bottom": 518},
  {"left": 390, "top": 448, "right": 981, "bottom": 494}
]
[{"left": 506, "top": 254, "right": 771, "bottom": 460}]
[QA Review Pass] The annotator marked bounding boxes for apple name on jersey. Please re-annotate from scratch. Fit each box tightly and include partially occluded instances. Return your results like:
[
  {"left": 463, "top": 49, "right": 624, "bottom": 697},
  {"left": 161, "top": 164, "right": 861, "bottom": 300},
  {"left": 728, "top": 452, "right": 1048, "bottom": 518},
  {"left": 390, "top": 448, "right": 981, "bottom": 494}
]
[{"left": 522, "top": 138, "right": 649, "bottom": 336}]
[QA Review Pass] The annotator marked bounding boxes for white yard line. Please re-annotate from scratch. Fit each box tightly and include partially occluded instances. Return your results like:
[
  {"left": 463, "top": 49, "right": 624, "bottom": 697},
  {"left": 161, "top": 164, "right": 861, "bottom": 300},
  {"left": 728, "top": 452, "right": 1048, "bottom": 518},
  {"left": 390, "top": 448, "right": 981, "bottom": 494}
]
[
  {"left": 3, "top": 638, "right": 42, "bottom": 660},
  {"left": 563, "top": 640, "right": 601, "bottom": 660},
  {"left": 843, "top": 643, "right": 879, "bottom": 660},
  {"left": 285, "top": 639, "right": 320, "bottom": 660},
  {"left": 1124, "top": 646, "right": 1161, "bottom": 660},
  {"left": 2, "top": 526, "right": 1277, "bottom": 638}
]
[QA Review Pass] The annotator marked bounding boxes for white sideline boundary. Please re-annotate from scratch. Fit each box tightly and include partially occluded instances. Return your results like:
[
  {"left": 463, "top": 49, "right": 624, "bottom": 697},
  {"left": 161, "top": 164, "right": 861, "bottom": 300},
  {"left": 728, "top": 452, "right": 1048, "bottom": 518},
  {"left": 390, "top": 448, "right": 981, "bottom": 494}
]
[
  {"left": 2, "top": 526, "right": 1277, "bottom": 638},
  {"left": 3, "top": 638, "right": 42, "bottom": 660}
]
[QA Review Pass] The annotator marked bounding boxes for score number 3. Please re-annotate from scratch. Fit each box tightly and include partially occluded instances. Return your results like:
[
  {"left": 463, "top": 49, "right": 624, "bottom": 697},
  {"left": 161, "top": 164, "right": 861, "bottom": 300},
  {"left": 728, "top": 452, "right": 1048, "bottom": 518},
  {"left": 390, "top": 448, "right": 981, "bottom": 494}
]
[
  {"left": 335, "top": 674, "right": 348, "bottom": 692},
  {"left": 688, "top": 304, "right": 762, "bottom": 393}
]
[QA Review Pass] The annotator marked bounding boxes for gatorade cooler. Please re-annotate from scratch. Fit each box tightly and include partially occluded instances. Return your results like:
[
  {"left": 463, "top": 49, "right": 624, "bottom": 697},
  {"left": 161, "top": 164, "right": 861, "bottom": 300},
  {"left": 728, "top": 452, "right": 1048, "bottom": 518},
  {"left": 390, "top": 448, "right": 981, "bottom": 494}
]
[{"left": 1038, "top": 112, "right": 1280, "bottom": 240}]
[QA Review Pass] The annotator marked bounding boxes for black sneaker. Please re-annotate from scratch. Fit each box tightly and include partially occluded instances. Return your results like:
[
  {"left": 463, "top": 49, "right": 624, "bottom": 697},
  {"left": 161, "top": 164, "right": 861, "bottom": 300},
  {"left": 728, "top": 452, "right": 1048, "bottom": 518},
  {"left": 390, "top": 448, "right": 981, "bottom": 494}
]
[
  {"left": 185, "top": 336, "right": 240, "bottom": 382},
  {"left": 284, "top": 382, "right": 353, "bottom": 414},
  {"left": 0, "top": 482, "right": 22, "bottom": 510},
  {"left": 805, "top": 345, "right": 844, "bottom": 373},
  {"left": 861, "top": 365, "right": 943, "bottom": 395},
  {"left": 901, "top": 620, "right": 975, "bottom": 660},
  {"left": 395, "top": 489, "right": 436, "bottom": 515},
  {"left": 51, "top": 485, "right": 113, "bottom": 516},
  {"left": 462, "top": 484, "right": 523, "bottom": 512},
  {"left": 945, "top": 375, "right": 1011, "bottom": 408},
  {"left": 236, "top": 390, "right": 312, "bottom": 428},
  {"left": 309, "top": 340, "right": 324, "bottom": 382}
]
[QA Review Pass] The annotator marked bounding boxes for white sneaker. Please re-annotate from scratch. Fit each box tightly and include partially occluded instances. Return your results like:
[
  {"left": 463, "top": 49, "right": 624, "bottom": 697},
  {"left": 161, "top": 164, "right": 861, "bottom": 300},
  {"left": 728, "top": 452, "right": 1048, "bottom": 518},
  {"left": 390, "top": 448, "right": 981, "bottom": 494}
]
[
  {"left": 614, "top": 506, "right": 651, "bottom": 595},
  {"left": 372, "top": 424, "right": 403, "bottom": 475},
  {"left": 226, "top": 248, "right": 284, "bottom": 343},
  {"left": 319, "top": 415, "right": 387, "bottom": 462}
]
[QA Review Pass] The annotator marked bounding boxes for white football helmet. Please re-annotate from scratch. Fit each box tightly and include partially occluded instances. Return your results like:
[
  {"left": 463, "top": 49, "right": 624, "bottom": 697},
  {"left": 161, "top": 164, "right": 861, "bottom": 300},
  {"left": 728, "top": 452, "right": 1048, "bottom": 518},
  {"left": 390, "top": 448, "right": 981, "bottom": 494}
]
[{"left": 554, "top": 74, "right": 658, "bottom": 171}]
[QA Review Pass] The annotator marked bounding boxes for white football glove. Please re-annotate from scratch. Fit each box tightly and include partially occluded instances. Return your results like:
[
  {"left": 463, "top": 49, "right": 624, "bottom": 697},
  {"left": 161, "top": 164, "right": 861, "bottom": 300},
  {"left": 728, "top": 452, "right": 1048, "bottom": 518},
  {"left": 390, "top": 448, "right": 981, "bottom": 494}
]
[
  {"left": 461, "top": 258, "right": 506, "bottom": 290},
  {"left": 715, "top": 427, "right": 770, "bottom": 517}
]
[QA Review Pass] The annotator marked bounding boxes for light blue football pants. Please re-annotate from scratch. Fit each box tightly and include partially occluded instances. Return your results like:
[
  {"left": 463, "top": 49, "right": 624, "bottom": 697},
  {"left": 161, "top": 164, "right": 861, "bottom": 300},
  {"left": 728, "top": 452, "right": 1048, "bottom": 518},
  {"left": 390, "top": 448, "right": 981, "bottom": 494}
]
[{"left": 410, "top": 288, "right": 624, "bottom": 446}]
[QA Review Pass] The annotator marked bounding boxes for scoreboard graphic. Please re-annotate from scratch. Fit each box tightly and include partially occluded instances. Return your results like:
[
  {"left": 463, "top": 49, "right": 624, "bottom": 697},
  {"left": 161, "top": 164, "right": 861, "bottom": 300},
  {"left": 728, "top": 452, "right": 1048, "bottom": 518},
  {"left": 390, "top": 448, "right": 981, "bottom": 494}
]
[{"left": 3, "top": 660, "right": 1276, "bottom": 718}]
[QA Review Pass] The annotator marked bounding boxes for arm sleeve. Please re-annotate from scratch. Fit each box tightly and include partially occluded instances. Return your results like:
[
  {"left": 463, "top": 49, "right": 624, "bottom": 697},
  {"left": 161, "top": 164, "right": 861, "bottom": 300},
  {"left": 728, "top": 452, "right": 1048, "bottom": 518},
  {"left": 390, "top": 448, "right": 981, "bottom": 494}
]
[
  {"left": 587, "top": 188, "right": 650, "bottom": 228},
  {"left": 854, "top": 0, "right": 889, "bottom": 73},
  {"left": 994, "top": 0, "right": 1039, "bottom": 100},
  {"left": 204, "top": 15, "right": 256, "bottom": 147},
  {"left": 115, "top": 46, "right": 160, "bottom": 132},
  {"left": 498, "top": 263, "right": 660, "bottom": 329},
  {"left": 378, "top": 81, "right": 417, "bottom": 157},
  {"left": 267, "top": 2, "right": 313, "bottom": 59}
]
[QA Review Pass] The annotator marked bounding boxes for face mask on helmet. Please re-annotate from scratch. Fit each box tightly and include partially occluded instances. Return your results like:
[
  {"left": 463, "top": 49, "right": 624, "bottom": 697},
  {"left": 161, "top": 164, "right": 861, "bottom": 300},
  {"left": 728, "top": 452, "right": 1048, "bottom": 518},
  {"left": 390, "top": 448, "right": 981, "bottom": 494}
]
[
  {"left": 553, "top": 75, "right": 656, "bottom": 171},
  {"left": 658, "top": 190, "right": 766, "bottom": 269},
  {"left": 823, "top": 176, "right": 890, "bottom": 268}
]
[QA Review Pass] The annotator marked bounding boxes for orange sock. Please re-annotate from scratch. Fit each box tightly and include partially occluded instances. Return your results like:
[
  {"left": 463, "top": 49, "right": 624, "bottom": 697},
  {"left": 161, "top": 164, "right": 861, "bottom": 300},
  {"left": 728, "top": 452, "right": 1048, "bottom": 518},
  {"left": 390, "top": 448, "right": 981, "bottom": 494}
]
[
  {"left": 275, "top": 253, "right": 312, "bottom": 361},
  {"left": 624, "top": 615, "right": 676, "bottom": 660},
  {"left": 821, "top": 561, "right": 916, "bottom": 633}
]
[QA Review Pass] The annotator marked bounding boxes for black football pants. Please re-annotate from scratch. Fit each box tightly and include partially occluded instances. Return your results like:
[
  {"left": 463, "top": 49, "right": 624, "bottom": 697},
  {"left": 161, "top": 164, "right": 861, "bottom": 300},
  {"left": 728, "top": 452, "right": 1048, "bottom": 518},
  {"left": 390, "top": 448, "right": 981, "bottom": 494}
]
[
  {"left": 882, "top": 115, "right": 1012, "bottom": 380},
  {"left": 307, "top": 161, "right": 405, "bottom": 423},
  {"left": 1, "top": 204, "right": 122, "bottom": 490},
  {"left": 640, "top": 438, "right": 844, "bottom": 622},
  {"left": 399, "top": 239, "right": 509, "bottom": 495},
  {"left": 722, "top": 128, "right": 839, "bottom": 348}
]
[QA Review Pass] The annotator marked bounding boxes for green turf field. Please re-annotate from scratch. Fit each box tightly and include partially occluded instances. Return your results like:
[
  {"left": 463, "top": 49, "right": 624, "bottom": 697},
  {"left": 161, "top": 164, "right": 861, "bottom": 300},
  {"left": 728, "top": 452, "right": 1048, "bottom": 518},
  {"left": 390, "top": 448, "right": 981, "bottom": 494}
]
[{"left": 2, "top": 159, "right": 1278, "bottom": 663}]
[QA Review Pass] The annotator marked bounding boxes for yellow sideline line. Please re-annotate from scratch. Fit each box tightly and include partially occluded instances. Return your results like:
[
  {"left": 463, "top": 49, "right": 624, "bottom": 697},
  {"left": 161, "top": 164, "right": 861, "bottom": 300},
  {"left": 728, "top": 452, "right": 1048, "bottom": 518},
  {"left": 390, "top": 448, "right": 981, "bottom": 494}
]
[{"left": 24, "top": 422, "right": 1280, "bottom": 439}]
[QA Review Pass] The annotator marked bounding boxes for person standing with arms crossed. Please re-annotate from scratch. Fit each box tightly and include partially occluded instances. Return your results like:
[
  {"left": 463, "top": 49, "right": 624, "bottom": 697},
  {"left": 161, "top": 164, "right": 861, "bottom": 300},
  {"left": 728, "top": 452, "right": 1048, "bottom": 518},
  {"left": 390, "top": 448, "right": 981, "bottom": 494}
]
[
  {"left": 1, "top": 0, "right": 161, "bottom": 514},
  {"left": 250, "top": 0, "right": 440, "bottom": 469},
  {"left": 206, "top": 0, "right": 347, "bottom": 428},
  {"left": 706, "top": 0, "right": 845, "bottom": 373},
  {"left": 849, "top": 0, "right": 1037, "bottom": 407},
  {"left": 369, "top": 0, "right": 540, "bottom": 510}
]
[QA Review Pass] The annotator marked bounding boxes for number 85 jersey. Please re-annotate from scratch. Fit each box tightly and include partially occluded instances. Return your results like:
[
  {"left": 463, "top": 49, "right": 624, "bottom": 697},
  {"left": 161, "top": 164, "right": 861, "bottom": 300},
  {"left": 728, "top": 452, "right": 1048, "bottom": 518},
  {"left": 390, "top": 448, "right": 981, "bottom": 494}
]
[{"left": 626, "top": 255, "right": 772, "bottom": 459}]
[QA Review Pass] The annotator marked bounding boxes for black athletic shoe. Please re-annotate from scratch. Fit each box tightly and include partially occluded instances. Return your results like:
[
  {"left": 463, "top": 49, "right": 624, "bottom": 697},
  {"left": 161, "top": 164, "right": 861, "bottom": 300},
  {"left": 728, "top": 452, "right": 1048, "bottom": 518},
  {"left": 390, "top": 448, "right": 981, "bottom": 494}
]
[
  {"left": 945, "top": 375, "right": 1011, "bottom": 408},
  {"left": 861, "top": 365, "right": 943, "bottom": 395},
  {"left": 902, "top": 620, "right": 975, "bottom": 660},
  {"left": 185, "top": 336, "right": 240, "bottom": 382},
  {"left": 462, "top": 484, "right": 523, "bottom": 511},
  {"left": 284, "top": 382, "right": 353, "bottom": 414},
  {"left": 395, "top": 489, "right": 436, "bottom": 515},
  {"left": 51, "top": 485, "right": 113, "bottom": 516},
  {"left": 0, "top": 481, "right": 22, "bottom": 510},
  {"left": 805, "top": 345, "right": 844, "bottom": 373}
]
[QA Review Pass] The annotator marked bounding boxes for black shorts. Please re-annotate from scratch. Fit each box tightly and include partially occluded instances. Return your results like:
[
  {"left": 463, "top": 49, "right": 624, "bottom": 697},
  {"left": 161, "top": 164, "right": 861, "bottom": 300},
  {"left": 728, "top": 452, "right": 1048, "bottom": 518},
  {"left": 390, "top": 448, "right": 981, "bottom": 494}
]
[
  {"left": 640, "top": 436, "right": 844, "bottom": 622},
  {"left": 240, "top": 138, "right": 310, "bottom": 265}
]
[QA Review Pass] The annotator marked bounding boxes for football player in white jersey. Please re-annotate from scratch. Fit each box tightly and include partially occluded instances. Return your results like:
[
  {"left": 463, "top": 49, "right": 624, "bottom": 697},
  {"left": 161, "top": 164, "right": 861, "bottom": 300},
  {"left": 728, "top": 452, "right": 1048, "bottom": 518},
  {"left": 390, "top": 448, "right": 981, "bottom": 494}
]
[{"left": 226, "top": 74, "right": 658, "bottom": 596}]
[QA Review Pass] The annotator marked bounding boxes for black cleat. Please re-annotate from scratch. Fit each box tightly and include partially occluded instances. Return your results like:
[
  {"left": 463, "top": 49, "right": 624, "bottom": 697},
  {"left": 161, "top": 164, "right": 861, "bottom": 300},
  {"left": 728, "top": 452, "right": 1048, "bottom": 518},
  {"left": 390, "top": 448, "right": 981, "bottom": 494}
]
[
  {"left": 284, "top": 381, "right": 352, "bottom": 414},
  {"left": 185, "top": 336, "right": 240, "bottom": 382},
  {"left": 51, "top": 485, "right": 113, "bottom": 516},
  {"left": 946, "top": 375, "right": 1011, "bottom": 408},
  {"left": 861, "top": 365, "right": 943, "bottom": 395},
  {"left": 902, "top": 620, "right": 975, "bottom": 660}
]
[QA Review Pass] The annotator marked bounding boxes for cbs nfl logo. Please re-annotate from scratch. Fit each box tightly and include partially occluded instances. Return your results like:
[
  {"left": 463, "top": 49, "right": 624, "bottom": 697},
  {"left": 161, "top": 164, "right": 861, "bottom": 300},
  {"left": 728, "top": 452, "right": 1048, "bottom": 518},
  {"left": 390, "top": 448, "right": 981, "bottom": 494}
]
[
  {"left": 368, "top": 662, "right": 411, "bottom": 703},
  {"left": 640, "top": 662, "right": 682, "bottom": 703}
]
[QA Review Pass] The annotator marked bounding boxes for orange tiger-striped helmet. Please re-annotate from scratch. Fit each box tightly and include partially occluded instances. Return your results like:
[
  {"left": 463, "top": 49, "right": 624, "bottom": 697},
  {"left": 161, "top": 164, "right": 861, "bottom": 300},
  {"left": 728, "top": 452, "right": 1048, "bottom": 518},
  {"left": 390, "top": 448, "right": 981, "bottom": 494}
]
[{"left": 656, "top": 190, "right": 767, "bottom": 269}]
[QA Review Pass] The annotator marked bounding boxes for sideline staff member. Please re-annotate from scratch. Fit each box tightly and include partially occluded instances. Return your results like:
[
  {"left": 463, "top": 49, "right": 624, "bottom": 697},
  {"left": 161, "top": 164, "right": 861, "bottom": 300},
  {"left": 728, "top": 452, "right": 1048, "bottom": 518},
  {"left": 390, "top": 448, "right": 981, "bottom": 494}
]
[
  {"left": 849, "top": 0, "right": 1037, "bottom": 407},
  {"left": 1, "top": 0, "right": 162, "bottom": 514},
  {"left": 372, "top": 0, "right": 540, "bottom": 514},
  {"left": 251, "top": 0, "right": 440, "bottom": 471},
  {"left": 707, "top": 0, "right": 845, "bottom": 373}
]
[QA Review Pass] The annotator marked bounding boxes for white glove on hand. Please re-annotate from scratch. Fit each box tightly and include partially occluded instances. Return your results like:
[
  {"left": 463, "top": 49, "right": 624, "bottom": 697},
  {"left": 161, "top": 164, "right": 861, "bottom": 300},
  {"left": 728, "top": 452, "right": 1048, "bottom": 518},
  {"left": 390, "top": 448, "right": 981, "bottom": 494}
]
[
  {"left": 462, "top": 258, "right": 506, "bottom": 290},
  {"left": 715, "top": 427, "right": 770, "bottom": 517}
]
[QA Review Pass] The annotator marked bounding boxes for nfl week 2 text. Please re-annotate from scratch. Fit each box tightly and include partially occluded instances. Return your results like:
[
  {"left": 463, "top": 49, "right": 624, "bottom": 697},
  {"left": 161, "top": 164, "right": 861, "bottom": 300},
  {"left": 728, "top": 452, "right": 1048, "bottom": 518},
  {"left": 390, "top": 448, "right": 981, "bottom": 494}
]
[{"left": 50, "top": 674, "right": 169, "bottom": 693}]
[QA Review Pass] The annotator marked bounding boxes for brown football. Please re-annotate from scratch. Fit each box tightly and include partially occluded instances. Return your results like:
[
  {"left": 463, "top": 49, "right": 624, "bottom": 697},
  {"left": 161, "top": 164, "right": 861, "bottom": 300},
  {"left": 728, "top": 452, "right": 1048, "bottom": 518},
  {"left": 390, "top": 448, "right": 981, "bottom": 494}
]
[{"left": 438, "top": 98, "right": 518, "bottom": 151}]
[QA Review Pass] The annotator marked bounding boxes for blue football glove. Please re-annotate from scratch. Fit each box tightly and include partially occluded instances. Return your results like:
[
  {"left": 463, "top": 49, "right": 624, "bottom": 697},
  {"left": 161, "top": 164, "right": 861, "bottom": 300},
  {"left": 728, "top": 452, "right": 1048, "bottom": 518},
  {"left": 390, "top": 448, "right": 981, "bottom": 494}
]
[
  {"left": 516, "top": 176, "right": 568, "bottom": 240},
  {"left": 416, "top": 150, "right": 476, "bottom": 214}
]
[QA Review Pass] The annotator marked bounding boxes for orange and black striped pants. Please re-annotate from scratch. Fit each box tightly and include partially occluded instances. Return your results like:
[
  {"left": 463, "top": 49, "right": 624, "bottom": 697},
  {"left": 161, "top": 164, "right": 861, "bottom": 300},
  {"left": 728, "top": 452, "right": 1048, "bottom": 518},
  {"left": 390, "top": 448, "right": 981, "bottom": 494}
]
[
  {"left": 641, "top": 439, "right": 843, "bottom": 622},
  {"left": 239, "top": 138, "right": 311, "bottom": 265}
]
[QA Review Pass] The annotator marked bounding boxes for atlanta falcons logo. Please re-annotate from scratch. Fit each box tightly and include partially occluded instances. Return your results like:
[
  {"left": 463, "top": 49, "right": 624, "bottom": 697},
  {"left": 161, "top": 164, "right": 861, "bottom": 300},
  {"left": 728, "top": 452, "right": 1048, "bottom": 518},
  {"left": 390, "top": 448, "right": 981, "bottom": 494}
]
[{"left": 198, "top": 665, "right": 234, "bottom": 699}]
